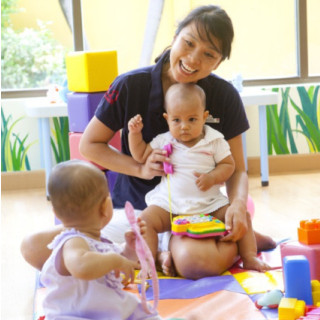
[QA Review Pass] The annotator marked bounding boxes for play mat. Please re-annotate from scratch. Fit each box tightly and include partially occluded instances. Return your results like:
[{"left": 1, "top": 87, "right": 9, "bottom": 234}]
[{"left": 33, "top": 245, "right": 284, "bottom": 320}]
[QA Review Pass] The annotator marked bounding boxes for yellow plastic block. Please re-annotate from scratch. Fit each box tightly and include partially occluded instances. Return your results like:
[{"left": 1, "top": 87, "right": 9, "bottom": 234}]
[
  {"left": 66, "top": 50, "right": 118, "bottom": 92},
  {"left": 278, "top": 297, "right": 305, "bottom": 320},
  {"left": 312, "top": 280, "right": 320, "bottom": 305}
]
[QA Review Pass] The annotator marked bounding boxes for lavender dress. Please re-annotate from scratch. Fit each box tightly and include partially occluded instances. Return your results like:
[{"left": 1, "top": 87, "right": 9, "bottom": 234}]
[{"left": 41, "top": 229, "right": 161, "bottom": 320}]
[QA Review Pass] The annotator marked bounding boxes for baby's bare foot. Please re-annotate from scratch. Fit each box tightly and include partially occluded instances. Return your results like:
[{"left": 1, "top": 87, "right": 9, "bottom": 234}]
[
  {"left": 242, "top": 256, "right": 271, "bottom": 272},
  {"left": 157, "top": 251, "right": 176, "bottom": 277}
]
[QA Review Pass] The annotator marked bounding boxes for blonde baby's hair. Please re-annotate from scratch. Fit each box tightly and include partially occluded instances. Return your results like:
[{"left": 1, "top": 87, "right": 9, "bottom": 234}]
[{"left": 48, "top": 160, "right": 109, "bottom": 222}]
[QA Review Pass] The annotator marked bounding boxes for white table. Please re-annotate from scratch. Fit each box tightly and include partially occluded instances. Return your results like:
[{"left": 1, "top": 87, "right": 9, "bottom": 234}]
[
  {"left": 25, "top": 89, "right": 278, "bottom": 189},
  {"left": 240, "top": 88, "right": 279, "bottom": 186},
  {"left": 25, "top": 98, "right": 68, "bottom": 191}
]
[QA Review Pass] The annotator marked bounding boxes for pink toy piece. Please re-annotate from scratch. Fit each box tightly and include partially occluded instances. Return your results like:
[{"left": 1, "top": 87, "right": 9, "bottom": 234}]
[
  {"left": 124, "top": 201, "right": 159, "bottom": 314},
  {"left": 163, "top": 143, "right": 174, "bottom": 174},
  {"left": 280, "top": 240, "right": 320, "bottom": 281}
]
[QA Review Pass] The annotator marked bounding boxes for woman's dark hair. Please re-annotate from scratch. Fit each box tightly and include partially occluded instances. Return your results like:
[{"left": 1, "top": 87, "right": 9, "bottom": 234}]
[{"left": 155, "top": 5, "right": 234, "bottom": 62}]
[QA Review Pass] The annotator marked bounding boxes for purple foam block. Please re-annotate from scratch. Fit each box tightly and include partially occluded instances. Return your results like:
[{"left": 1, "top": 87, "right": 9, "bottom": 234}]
[{"left": 67, "top": 92, "right": 105, "bottom": 132}]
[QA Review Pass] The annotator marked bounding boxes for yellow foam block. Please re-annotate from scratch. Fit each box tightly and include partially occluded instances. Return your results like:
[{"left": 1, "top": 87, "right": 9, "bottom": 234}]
[
  {"left": 66, "top": 50, "right": 118, "bottom": 92},
  {"left": 233, "top": 270, "right": 284, "bottom": 294},
  {"left": 312, "top": 279, "right": 320, "bottom": 305},
  {"left": 278, "top": 297, "right": 305, "bottom": 320}
]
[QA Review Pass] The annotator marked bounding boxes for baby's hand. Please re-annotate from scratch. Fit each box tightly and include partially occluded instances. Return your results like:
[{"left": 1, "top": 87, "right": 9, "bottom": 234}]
[
  {"left": 125, "top": 217, "right": 147, "bottom": 250},
  {"left": 193, "top": 171, "right": 215, "bottom": 191},
  {"left": 128, "top": 114, "right": 143, "bottom": 133},
  {"left": 114, "top": 256, "right": 139, "bottom": 286}
]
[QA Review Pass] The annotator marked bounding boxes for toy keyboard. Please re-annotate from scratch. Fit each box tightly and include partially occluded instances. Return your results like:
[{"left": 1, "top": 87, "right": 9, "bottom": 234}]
[{"left": 171, "top": 214, "right": 228, "bottom": 238}]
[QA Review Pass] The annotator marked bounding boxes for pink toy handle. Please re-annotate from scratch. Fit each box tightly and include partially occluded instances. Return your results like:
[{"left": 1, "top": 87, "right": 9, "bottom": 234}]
[
  {"left": 124, "top": 201, "right": 159, "bottom": 314},
  {"left": 163, "top": 143, "right": 174, "bottom": 174}
]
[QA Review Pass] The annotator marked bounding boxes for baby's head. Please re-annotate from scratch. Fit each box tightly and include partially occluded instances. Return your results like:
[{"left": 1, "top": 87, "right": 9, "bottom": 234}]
[
  {"left": 163, "top": 83, "right": 209, "bottom": 145},
  {"left": 164, "top": 83, "right": 206, "bottom": 113},
  {"left": 48, "top": 160, "right": 111, "bottom": 226}
]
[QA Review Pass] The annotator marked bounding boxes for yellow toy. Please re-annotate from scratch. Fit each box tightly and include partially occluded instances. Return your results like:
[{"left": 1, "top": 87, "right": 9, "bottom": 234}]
[{"left": 171, "top": 214, "right": 227, "bottom": 238}]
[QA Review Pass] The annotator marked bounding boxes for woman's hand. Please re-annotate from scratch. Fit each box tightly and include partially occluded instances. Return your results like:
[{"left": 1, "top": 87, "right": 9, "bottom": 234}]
[
  {"left": 139, "top": 148, "right": 170, "bottom": 180},
  {"left": 220, "top": 200, "right": 248, "bottom": 242}
]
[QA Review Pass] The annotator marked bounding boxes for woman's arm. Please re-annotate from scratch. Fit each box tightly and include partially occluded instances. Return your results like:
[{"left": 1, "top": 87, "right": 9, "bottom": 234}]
[
  {"left": 20, "top": 225, "right": 64, "bottom": 270},
  {"left": 79, "top": 116, "right": 166, "bottom": 179},
  {"left": 221, "top": 134, "right": 249, "bottom": 242}
]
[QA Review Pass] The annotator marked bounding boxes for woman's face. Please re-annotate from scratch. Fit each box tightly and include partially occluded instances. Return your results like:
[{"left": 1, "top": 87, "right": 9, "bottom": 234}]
[{"left": 169, "top": 22, "right": 223, "bottom": 84}]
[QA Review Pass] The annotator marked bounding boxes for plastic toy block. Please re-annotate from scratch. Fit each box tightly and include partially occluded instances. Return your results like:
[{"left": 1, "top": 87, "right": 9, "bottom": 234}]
[
  {"left": 69, "top": 131, "right": 121, "bottom": 169},
  {"left": 66, "top": 50, "right": 118, "bottom": 92},
  {"left": 312, "top": 280, "right": 320, "bottom": 305},
  {"left": 171, "top": 214, "right": 227, "bottom": 238},
  {"left": 298, "top": 219, "right": 320, "bottom": 245},
  {"left": 67, "top": 92, "right": 104, "bottom": 132},
  {"left": 278, "top": 297, "right": 306, "bottom": 320},
  {"left": 281, "top": 240, "right": 320, "bottom": 281},
  {"left": 283, "top": 255, "right": 313, "bottom": 305}
]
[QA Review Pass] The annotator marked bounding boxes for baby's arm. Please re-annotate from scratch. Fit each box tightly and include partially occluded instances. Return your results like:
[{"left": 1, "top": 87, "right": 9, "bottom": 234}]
[
  {"left": 128, "top": 114, "right": 153, "bottom": 163},
  {"left": 62, "top": 237, "right": 139, "bottom": 284},
  {"left": 194, "top": 154, "right": 235, "bottom": 191}
]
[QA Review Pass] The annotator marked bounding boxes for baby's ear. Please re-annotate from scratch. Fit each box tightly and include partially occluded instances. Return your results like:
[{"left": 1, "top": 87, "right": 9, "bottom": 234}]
[
  {"left": 163, "top": 112, "right": 168, "bottom": 120},
  {"left": 203, "top": 110, "right": 209, "bottom": 120},
  {"left": 100, "top": 195, "right": 113, "bottom": 217}
]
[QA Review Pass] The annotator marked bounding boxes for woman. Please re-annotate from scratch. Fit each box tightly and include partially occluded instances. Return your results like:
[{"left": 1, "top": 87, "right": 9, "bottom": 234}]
[{"left": 21, "top": 5, "right": 275, "bottom": 277}]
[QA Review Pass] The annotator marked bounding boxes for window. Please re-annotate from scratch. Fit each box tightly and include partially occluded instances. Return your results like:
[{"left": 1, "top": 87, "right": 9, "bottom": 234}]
[
  {"left": 1, "top": 0, "right": 72, "bottom": 96},
  {"left": 2, "top": 0, "right": 319, "bottom": 99},
  {"left": 307, "top": 0, "right": 320, "bottom": 76}
]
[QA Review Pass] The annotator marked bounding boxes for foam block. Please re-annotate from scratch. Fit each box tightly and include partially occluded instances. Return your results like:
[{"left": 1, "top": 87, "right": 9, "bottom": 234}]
[
  {"left": 66, "top": 50, "right": 118, "bottom": 92},
  {"left": 67, "top": 92, "right": 104, "bottom": 132},
  {"left": 69, "top": 131, "right": 121, "bottom": 170},
  {"left": 283, "top": 255, "right": 313, "bottom": 305},
  {"left": 280, "top": 240, "right": 320, "bottom": 280}
]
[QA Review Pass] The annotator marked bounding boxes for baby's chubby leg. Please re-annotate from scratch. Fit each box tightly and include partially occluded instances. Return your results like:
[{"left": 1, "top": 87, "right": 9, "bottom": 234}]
[
  {"left": 237, "top": 212, "right": 270, "bottom": 272},
  {"left": 139, "top": 205, "right": 172, "bottom": 261},
  {"left": 170, "top": 235, "right": 238, "bottom": 279}
]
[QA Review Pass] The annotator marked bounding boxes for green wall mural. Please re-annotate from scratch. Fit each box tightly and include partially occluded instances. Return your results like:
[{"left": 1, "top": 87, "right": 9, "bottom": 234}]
[
  {"left": 267, "top": 85, "right": 320, "bottom": 155},
  {"left": 1, "top": 109, "right": 70, "bottom": 172},
  {"left": 1, "top": 108, "right": 35, "bottom": 171}
]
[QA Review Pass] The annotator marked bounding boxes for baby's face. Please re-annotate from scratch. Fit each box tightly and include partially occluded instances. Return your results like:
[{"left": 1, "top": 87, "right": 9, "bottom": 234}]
[{"left": 164, "top": 94, "right": 208, "bottom": 147}]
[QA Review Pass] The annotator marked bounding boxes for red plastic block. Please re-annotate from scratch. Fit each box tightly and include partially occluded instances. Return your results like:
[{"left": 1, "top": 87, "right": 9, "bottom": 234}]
[{"left": 298, "top": 220, "right": 320, "bottom": 245}]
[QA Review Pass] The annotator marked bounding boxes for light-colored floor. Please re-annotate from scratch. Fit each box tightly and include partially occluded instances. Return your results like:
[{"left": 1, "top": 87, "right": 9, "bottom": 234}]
[{"left": 1, "top": 171, "right": 320, "bottom": 320}]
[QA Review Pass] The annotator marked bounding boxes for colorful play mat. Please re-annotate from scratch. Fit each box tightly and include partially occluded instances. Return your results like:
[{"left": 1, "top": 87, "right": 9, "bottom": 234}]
[{"left": 34, "top": 245, "right": 284, "bottom": 320}]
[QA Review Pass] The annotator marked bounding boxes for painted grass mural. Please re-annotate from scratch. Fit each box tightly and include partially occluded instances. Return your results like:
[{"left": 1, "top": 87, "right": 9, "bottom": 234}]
[{"left": 267, "top": 85, "right": 320, "bottom": 155}]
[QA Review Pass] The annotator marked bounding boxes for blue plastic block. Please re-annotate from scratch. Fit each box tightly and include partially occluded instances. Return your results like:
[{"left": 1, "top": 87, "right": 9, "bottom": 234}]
[
  {"left": 283, "top": 255, "right": 313, "bottom": 305},
  {"left": 67, "top": 92, "right": 104, "bottom": 133}
]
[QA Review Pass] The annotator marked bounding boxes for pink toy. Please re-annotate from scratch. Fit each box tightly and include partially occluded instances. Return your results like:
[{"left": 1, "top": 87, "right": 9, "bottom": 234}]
[
  {"left": 124, "top": 201, "right": 159, "bottom": 314},
  {"left": 280, "top": 240, "right": 320, "bottom": 281},
  {"left": 163, "top": 143, "right": 174, "bottom": 174}
]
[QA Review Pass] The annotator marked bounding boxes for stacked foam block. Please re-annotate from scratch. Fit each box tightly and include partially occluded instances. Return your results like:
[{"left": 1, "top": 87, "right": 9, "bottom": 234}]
[{"left": 66, "top": 50, "right": 120, "bottom": 193}]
